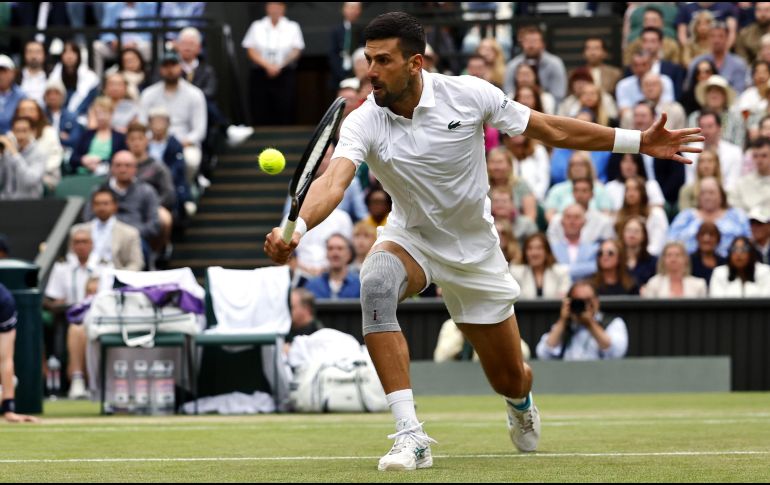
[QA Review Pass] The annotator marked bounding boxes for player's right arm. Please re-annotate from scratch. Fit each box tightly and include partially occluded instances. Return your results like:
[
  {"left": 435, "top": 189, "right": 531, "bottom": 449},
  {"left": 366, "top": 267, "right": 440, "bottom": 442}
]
[{"left": 264, "top": 158, "right": 356, "bottom": 265}]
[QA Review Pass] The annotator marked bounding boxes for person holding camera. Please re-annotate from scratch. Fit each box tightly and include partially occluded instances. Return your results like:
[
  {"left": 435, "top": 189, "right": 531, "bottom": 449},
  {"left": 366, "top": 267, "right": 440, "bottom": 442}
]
[{"left": 536, "top": 281, "right": 628, "bottom": 361}]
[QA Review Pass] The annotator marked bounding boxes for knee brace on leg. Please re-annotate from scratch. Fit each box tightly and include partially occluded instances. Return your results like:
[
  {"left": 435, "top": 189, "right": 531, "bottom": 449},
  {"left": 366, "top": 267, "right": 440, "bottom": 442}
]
[{"left": 360, "top": 251, "right": 408, "bottom": 336}]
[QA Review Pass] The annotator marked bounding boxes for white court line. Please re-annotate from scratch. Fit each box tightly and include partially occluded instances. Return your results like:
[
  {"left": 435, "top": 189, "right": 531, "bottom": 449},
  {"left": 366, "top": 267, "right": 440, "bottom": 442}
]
[
  {"left": 3, "top": 417, "right": 770, "bottom": 434},
  {"left": 0, "top": 451, "right": 769, "bottom": 464}
]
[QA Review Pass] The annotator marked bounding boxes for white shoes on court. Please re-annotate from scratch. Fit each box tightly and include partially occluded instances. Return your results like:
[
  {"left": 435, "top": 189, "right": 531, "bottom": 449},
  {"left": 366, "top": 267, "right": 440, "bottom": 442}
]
[
  {"left": 506, "top": 399, "right": 541, "bottom": 452},
  {"left": 378, "top": 419, "right": 437, "bottom": 471}
]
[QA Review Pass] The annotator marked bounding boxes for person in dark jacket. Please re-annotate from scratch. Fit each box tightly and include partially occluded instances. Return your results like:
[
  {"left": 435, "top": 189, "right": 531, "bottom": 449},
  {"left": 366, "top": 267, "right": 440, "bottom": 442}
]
[
  {"left": 147, "top": 106, "right": 192, "bottom": 217},
  {"left": 68, "top": 96, "right": 126, "bottom": 174}
]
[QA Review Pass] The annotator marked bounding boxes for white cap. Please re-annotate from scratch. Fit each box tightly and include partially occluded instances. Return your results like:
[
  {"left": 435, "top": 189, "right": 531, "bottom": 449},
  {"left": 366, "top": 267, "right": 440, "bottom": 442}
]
[
  {"left": 0, "top": 54, "right": 15, "bottom": 70},
  {"left": 44, "top": 79, "right": 66, "bottom": 96},
  {"left": 748, "top": 207, "right": 770, "bottom": 224},
  {"left": 338, "top": 77, "right": 360, "bottom": 91},
  {"left": 148, "top": 106, "right": 170, "bottom": 119}
]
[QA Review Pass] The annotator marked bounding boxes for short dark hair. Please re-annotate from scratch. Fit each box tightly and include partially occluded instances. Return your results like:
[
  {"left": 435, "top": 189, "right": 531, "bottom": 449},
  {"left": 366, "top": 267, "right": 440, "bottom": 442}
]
[
  {"left": 699, "top": 110, "right": 722, "bottom": 127},
  {"left": 753, "top": 137, "right": 770, "bottom": 150},
  {"left": 11, "top": 116, "right": 33, "bottom": 129},
  {"left": 568, "top": 280, "right": 596, "bottom": 299},
  {"left": 91, "top": 188, "right": 117, "bottom": 204},
  {"left": 467, "top": 53, "right": 486, "bottom": 64},
  {"left": 572, "top": 176, "right": 594, "bottom": 190},
  {"left": 519, "top": 25, "right": 544, "bottom": 40},
  {"left": 292, "top": 287, "right": 316, "bottom": 316},
  {"left": 641, "top": 26, "right": 664, "bottom": 41},
  {"left": 584, "top": 37, "right": 607, "bottom": 51},
  {"left": 126, "top": 121, "right": 147, "bottom": 136},
  {"left": 363, "top": 12, "right": 426, "bottom": 59},
  {"left": 644, "top": 5, "right": 664, "bottom": 19},
  {"left": 635, "top": 100, "right": 656, "bottom": 117}
]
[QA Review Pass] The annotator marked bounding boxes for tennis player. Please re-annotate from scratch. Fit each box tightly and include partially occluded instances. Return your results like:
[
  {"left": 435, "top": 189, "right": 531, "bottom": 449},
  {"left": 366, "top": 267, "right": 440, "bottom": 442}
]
[{"left": 265, "top": 12, "right": 702, "bottom": 471}]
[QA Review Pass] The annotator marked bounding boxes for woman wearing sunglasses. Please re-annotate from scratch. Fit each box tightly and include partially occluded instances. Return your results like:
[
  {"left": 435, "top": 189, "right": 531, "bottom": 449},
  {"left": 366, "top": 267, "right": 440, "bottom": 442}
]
[
  {"left": 709, "top": 237, "right": 770, "bottom": 297},
  {"left": 590, "top": 239, "right": 640, "bottom": 296}
]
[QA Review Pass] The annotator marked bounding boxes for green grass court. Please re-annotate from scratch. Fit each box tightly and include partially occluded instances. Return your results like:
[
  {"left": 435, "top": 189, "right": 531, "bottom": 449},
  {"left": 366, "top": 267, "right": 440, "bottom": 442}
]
[{"left": 2, "top": 393, "right": 769, "bottom": 482}]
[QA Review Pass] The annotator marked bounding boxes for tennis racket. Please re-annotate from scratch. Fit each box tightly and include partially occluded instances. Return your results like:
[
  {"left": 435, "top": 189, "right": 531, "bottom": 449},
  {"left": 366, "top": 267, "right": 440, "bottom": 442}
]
[{"left": 281, "top": 96, "right": 347, "bottom": 243}]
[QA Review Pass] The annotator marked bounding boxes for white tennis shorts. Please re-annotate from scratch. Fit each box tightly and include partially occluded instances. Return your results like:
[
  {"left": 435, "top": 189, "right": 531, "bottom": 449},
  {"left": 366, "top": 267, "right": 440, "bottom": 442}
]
[{"left": 375, "top": 225, "right": 520, "bottom": 324}]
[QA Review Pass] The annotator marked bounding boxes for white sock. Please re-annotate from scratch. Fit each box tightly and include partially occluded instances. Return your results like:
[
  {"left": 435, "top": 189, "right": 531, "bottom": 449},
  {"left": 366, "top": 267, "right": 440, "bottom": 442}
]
[{"left": 386, "top": 389, "right": 418, "bottom": 426}]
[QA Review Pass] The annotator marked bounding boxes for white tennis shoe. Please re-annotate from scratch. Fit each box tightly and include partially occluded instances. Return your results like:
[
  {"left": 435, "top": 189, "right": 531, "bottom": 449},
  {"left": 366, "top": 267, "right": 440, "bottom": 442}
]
[
  {"left": 506, "top": 399, "right": 541, "bottom": 452},
  {"left": 377, "top": 419, "right": 437, "bottom": 471}
]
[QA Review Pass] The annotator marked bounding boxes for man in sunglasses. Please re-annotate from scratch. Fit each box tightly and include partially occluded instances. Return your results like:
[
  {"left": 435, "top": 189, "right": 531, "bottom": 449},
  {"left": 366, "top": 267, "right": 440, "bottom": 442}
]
[{"left": 536, "top": 280, "right": 628, "bottom": 361}]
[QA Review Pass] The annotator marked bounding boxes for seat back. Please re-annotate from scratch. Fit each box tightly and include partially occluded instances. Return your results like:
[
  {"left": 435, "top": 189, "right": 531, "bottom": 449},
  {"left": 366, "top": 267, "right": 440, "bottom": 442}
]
[
  {"left": 54, "top": 174, "right": 106, "bottom": 199},
  {"left": 205, "top": 266, "right": 291, "bottom": 335}
]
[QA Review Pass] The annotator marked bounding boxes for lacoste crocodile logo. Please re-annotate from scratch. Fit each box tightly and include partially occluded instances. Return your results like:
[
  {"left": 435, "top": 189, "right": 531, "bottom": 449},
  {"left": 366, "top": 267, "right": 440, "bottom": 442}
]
[{"left": 448, "top": 121, "right": 461, "bottom": 130}]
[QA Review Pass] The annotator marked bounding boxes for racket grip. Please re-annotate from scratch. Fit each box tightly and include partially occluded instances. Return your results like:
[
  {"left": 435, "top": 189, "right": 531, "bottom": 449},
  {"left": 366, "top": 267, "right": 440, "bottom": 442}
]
[{"left": 282, "top": 219, "right": 296, "bottom": 244}]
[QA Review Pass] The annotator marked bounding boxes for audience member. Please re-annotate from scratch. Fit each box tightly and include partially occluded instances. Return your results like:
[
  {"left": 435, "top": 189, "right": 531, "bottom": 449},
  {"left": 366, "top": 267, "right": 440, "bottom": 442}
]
[
  {"left": 678, "top": 3, "right": 738, "bottom": 48},
  {"left": 0, "top": 54, "right": 24, "bottom": 134},
  {"left": 295, "top": 206, "right": 353, "bottom": 277},
  {"left": 544, "top": 151, "right": 613, "bottom": 221},
  {"left": 465, "top": 54, "right": 490, "bottom": 81},
  {"left": 509, "top": 233, "right": 570, "bottom": 299},
  {"left": 487, "top": 146, "right": 537, "bottom": 222},
  {"left": 49, "top": 42, "right": 99, "bottom": 118},
  {"left": 0, "top": 283, "right": 39, "bottom": 422},
  {"left": 536, "top": 281, "right": 628, "bottom": 361},
  {"left": 620, "top": 216, "right": 658, "bottom": 287},
  {"left": 107, "top": 47, "right": 150, "bottom": 99},
  {"left": 590, "top": 239, "right": 640, "bottom": 296},
  {"left": 83, "top": 151, "right": 160, "bottom": 250},
  {"left": 350, "top": 221, "right": 376, "bottom": 275},
  {"left": 72, "top": 188, "right": 144, "bottom": 271},
  {"left": 735, "top": 2, "right": 770, "bottom": 62},
  {"left": 70, "top": 96, "right": 127, "bottom": 175},
  {"left": 614, "top": 176, "right": 669, "bottom": 256},
  {"left": 159, "top": 2, "right": 206, "bottom": 41},
  {"left": 14, "top": 98, "right": 63, "bottom": 191},
  {"left": 0, "top": 117, "right": 46, "bottom": 199},
  {"left": 494, "top": 218, "right": 522, "bottom": 265},
  {"left": 139, "top": 51, "right": 207, "bottom": 187},
  {"left": 625, "top": 7, "right": 683, "bottom": 66},
  {"left": 748, "top": 208, "right": 770, "bottom": 265},
  {"left": 43, "top": 80, "right": 83, "bottom": 150},
  {"left": 329, "top": 2, "right": 364, "bottom": 91},
  {"left": 286, "top": 288, "right": 324, "bottom": 345},
  {"left": 634, "top": 26, "right": 685, "bottom": 97},
  {"left": 668, "top": 177, "right": 750, "bottom": 257},
  {"left": 689, "top": 75, "right": 743, "bottom": 147},
  {"left": 476, "top": 37, "right": 506, "bottom": 89},
  {"left": 550, "top": 204, "right": 598, "bottom": 281},
  {"left": 641, "top": 241, "right": 708, "bottom": 298},
  {"left": 616, "top": 49, "right": 675, "bottom": 116},
  {"left": 620, "top": 72, "right": 686, "bottom": 130},
  {"left": 687, "top": 20, "right": 748, "bottom": 94},
  {"left": 361, "top": 188, "right": 390, "bottom": 229},
  {"left": 573, "top": 37, "right": 622, "bottom": 95},
  {"left": 547, "top": 177, "right": 614, "bottom": 246},
  {"left": 734, "top": 61, "right": 770, "bottom": 123},
  {"left": 42, "top": 227, "right": 99, "bottom": 399},
  {"left": 490, "top": 188, "right": 538, "bottom": 245},
  {"left": 729, "top": 137, "right": 770, "bottom": 214},
  {"left": 500, "top": 134, "right": 550, "bottom": 202},
  {"left": 605, "top": 153, "right": 665, "bottom": 211},
  {"left": 684, "top": 111, "right": 742, "bottom": 191},
  {"left": 682, "top": 10, "right": 716, "bottom": 66},
  {"left": 304, "top": 234, "right": 361, "bottom": 300},
  {"left": 710, "top": 236, "right": 770, "bottom": 297},
  {"left": 17, "top": 40, "right": 49, "bottom": 106},
  {"left": 508, "top": 63, "right": 556, "bottom": 114},
  {"left": 681, "top": 59, "right": 718, "bottom": 115},
  {"left": 92, "top": 1, "right": 156, "bottom": 77},
  {"left": 242, "top": 1, "right": 305, "bottom": 125},
  {"left": 678, "top": 148, "right": 722, "bottom": 211},
  {"left": 504, "top": 25, "right": 567, "bottom": 101},
  {"left": 176, "top": 27, "right": 218, "bottom": 104},
  {"left": 126, "top": 122, "right": 175, "bottom": 250},
  {"left": 102, "top": 73, "right": 138, "bottom": 133},
  {"left": 147, "top": 106, "right": 192, "bottom": 217},
  {"left": 690, "top": 221, "right": 727, "bottom": 284}
]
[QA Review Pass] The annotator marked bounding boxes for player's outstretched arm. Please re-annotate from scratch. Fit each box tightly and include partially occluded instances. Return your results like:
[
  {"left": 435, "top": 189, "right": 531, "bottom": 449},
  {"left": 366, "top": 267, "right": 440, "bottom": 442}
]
[
  {"left": 264, "top": 157, "right": 356, "bottom": 265},
  {"left": 523, "top": 111, "right": 704, "bottom": 164}
]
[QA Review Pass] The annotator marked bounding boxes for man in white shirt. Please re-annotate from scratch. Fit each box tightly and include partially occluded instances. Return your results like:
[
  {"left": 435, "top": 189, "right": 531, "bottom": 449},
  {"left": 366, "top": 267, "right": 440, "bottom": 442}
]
[
  {"left": 43, "top": 228, "right": 100, "bottom": 399},
  {"left": 536, "top": 281, "right": 628, "bottom": 361},
  {"left": 18, "top": 41, "right": 48, "bottom": 106},
  {"left": 264, "top": 12, "right": 701, "bottom": 472},
  {"left": 616, "top": 49, "right": 675, "bottom": 117},
  {"left": 684, "top": 111, "right": 743, "bottom": 190},
  {"left": 548, "top": 177, "right": 615, "bottom": 246},
  {"left": 242, "top": 2, "right": 305, "bottom": 125},
  {"left": 729, "top": 137, "right": 770, "bottom": 214}
]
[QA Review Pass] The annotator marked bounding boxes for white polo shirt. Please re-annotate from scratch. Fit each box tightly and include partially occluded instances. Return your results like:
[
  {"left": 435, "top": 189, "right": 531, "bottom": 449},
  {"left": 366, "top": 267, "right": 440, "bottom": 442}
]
[
  {"left": 333, "top": 71, "right": 531, "bottom": 264},
  {"left": 241, "top": 16, "right": 305, "bottom": 67}
]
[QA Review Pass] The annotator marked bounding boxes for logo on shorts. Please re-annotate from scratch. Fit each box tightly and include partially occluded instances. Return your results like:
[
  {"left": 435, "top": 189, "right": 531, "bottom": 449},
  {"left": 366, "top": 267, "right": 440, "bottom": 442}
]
[
  {"left": 373, "top": 309, "right": 377, "bottom": 321},
  {"left": 448, "top": 120, "right": 461, "bottom": 130}
]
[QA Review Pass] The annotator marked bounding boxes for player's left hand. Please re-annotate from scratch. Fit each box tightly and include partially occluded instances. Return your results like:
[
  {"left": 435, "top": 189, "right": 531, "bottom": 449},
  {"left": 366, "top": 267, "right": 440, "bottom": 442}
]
[
  {"left": 640, "top": 113, "right": 705, "bottom": 164},
  {"left": 4, "top": 412, "right": 40, "bottom": 423}
]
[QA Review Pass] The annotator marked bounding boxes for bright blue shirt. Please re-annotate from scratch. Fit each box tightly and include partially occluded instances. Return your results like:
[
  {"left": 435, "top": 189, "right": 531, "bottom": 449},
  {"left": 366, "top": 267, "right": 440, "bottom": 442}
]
[
  {"left": 305, "top": 272, "right": 361, "bottom": 300},
  {"left": 668, "top": 208, "right": 750, "bottom": 258},
  {"left": 0, "top": 85, "right": 26, "bottom": 133}
]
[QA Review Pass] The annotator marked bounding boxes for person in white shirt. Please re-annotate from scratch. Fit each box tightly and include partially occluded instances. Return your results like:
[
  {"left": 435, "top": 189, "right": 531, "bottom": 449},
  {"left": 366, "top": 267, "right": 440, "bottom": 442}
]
[
  {"left": 242, "top": 2, "right": 305, "bottom": 125},
  {"left": 729, "top": 137, "right": 770, "bottom": 214},
  {"left": 710, "top": 236, "right": 770, "bottom": 297},
  {"left": 18, "top": 40, "right": 49, "bottom": 106},
  {"left": 509, "top": 233, "right": 571, "bottom": 299},
  {"left": 43, "top": 228, "right": 100, "bottom": 400},
  {"left": 263, "top": 12, "right": 701, "bottom": 472},
  {"left": 684, "top": 111, "right": 743, "bottom": 191},
  {"left": 536, "top": 280, "right": 628, "bottom": 361},
  {"left": 641, "top": 241, "right": 708, "bottom": 298},
  {"left": 548, "top": 177, "right": 615, "bottom": 246}
]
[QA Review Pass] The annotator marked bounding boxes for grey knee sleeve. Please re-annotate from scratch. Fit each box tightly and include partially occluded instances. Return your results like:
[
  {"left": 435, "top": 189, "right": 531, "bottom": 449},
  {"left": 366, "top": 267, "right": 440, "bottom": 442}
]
[{"left": 360, "top": 251, "right": 408, "bottom": 336}]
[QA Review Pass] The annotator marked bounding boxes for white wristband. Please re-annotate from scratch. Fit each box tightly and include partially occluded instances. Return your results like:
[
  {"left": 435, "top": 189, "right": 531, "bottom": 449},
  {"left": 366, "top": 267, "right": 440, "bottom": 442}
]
[
  {"left": 295, "top": 216, "right": 308, "bottom": 237},
  {"left": 613, "top": 128, "right": 641, "bottom": 154}
]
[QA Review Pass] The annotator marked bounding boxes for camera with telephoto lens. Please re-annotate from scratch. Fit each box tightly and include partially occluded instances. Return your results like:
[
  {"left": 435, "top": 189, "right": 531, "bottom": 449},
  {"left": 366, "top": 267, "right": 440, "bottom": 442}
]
[{"left": 569, "top": 298, "right": 587, "bottom": 316}]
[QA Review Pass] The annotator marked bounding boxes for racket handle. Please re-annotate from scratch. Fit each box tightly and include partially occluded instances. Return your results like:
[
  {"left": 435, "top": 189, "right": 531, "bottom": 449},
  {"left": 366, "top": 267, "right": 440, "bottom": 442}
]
[{"left": 282, "top": 219, "right": 296, "bottom": 244}]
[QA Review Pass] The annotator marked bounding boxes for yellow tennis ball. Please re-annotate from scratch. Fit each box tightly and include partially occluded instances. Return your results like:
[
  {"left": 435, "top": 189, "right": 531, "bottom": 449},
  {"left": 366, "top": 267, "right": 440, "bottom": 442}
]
[{"left": 258, "top": 148, "right": 286, "bottom": 175}]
